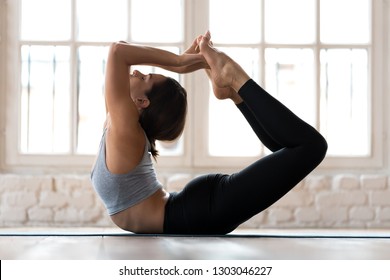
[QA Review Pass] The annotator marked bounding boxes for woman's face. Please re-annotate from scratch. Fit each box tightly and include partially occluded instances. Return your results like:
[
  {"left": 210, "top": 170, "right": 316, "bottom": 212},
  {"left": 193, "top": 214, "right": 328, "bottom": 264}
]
[{"left": 129, "top": 70, "right": 166, "bottom": 101}]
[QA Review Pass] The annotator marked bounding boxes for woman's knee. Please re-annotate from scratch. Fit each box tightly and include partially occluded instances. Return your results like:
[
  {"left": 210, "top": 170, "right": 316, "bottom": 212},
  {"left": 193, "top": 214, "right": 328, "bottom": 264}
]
[{"left": 309, "top": 133, "right": 328, "bottom": 165}]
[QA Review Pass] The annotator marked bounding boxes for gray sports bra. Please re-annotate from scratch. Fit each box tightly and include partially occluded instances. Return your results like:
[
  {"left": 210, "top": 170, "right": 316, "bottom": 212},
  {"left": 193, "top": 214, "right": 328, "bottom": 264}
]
[{"left": 91, "top": 129, "right": 162, "bottom": 215}]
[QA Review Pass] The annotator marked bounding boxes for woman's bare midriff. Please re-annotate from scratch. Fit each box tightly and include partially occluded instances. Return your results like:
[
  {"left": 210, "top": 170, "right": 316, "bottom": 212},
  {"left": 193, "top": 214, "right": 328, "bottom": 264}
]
[{"left": 110, "top": 188, "right": 169, "bottom": 234}]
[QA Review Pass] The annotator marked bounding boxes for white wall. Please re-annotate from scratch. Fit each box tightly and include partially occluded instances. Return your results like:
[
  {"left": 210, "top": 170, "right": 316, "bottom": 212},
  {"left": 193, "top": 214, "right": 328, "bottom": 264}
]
[{"left": 1, "top": 173, "right": 390, "bottom": 229}]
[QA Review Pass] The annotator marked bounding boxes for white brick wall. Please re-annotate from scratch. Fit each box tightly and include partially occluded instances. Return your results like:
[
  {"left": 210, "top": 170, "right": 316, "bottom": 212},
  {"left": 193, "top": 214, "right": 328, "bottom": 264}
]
[
  {"left": 0, "top": 174, "right": 115, "bottom": 227},
  {"left": 0, "top": 173, "right": 390, "bottom": 229}
]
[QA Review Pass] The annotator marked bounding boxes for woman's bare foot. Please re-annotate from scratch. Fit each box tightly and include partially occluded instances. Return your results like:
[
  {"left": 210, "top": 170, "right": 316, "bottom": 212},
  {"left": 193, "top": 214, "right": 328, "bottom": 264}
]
[
  {"left": 199, "top": 32, "right": 250, "bottom": 96},
  {"left": 205, "top": 68, "right": 242, "bottom": 103}
]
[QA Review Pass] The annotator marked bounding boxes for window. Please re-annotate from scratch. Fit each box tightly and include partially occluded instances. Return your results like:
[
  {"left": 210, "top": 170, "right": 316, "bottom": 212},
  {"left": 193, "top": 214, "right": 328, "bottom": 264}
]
[
  {"left": 195, "top": 0, "right": 381, "bottom": 168},
  {"left": 6, "top": 0, "right": 185, "bottom": 169},
  {"left": 3, "top": 0, "right": 385, "bottom": 171},
  {"left": 19, "top": 0, "right": 183, "bottom": 155}
]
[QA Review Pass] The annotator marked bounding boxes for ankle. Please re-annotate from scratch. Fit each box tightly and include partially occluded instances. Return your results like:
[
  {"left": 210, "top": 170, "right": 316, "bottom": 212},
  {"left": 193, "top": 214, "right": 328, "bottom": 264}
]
[
  {"left": 232, "top": 73, "right": 251, "bottom": 93},
  {"left": 226, "top": 60, "right": 250, "bottom": 92},
  {"left": 230, "top": 91, "right": 243, "bottom": 104}
]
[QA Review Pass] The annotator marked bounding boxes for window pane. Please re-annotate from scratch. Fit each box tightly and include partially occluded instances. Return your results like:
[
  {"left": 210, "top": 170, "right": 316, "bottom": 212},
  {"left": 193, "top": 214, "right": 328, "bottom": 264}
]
[
  {"left": 265, "top": 0, "right": 315, "bottom": 44},
  {"left": 209, "top": 48, "right": 261, "bottom": 157},
  {"left": 320, "top": 49, "right": 369, "bottom": 156},
  {"left": 156, "top": 138, "right": 183, "bottom": 157},
  {"left": 131, "top": 0, "right": 183, "bottom": 43},
  {"left": 77, "top": 47, "right": 108, "bottom": 154},
  {"left": 21, "top": 46, "right": 71, "bottom": 154},
  {"left": 320, "top": 0, "right": 370, "bottom": 44},
  {"left": 265, "top": 48, "right": 316, "bottom": 127},
  {"left": 77, "top": 0, "right": 127, "bottom": 42},
  {"left": 209, "top": 97, "right": 262, "bottom": 157},
  {"left": 21, "top": 0, "right": 71, "bottom": 41},
  {"left": 210, "top": 0, "right": 261, "bottom": 44}
]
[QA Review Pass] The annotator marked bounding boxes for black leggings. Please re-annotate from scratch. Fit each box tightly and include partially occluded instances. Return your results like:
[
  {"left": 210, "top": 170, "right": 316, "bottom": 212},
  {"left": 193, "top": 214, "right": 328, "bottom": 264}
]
[{"left": 163, "top": 79, "right": 327, "bottom": 235}]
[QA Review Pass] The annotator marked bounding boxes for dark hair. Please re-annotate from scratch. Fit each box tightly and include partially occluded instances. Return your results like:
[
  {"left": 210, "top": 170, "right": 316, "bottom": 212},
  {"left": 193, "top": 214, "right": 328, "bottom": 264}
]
[{"left": 139, "top": 77, "right": 187, "bottom": 159}]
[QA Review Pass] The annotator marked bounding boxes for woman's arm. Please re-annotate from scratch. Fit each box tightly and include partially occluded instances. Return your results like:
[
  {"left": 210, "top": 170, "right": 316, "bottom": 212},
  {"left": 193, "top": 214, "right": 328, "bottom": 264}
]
[
  {"left": 139, "top": 37, "right": 209, "bottom": 74},
  {"left": 112, "top": 41, "right": 204, "bottom": 71},
  {"left": 105, "top": 42, "right": 203, "bottom": 129},
  {"left": 147, "top": 61, "right": 207, "bottom": 74}
]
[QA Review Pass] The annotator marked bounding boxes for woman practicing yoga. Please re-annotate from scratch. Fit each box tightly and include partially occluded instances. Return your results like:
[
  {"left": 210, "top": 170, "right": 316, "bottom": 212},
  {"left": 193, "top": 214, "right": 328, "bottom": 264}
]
[{"left": 91, "top": 32, "right": 327, "bottom": 235}]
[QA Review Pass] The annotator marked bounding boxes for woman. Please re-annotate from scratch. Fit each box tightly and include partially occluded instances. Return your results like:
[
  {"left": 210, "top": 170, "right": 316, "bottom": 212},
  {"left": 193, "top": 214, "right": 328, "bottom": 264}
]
[
  {"left": 91, "top": 32, "right": 327, "bottom": 235},
  {"left": 91, "top": 38, "right": 204, "bottom": 234}
]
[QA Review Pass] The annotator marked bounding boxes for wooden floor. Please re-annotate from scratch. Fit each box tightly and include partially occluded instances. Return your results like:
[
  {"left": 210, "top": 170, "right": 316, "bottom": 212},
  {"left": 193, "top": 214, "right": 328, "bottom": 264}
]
[{"left": 1, "top": 228, "right": 390, "bottom": 260}]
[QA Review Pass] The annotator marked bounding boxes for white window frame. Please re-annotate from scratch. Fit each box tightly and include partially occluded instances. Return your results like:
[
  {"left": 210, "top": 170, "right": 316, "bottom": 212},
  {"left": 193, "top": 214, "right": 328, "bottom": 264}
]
[
  {"left": 192, "top": 0, "right": 386, "bottom": 170},
  {"left": 1, "top": 0, "right": 387, "bottom": 173},
  {"left": 3, "top": 0, "right": 191, "bottom": 172}
]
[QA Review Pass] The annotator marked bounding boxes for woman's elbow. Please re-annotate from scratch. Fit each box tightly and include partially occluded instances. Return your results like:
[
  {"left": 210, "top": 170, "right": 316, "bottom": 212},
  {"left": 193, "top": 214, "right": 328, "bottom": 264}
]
[
  {"left": 109, "top": 40, "right": 130, "bottom": 53},
  {"left": 109, "top": 42, "right": 122, "bottom": 55}
]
